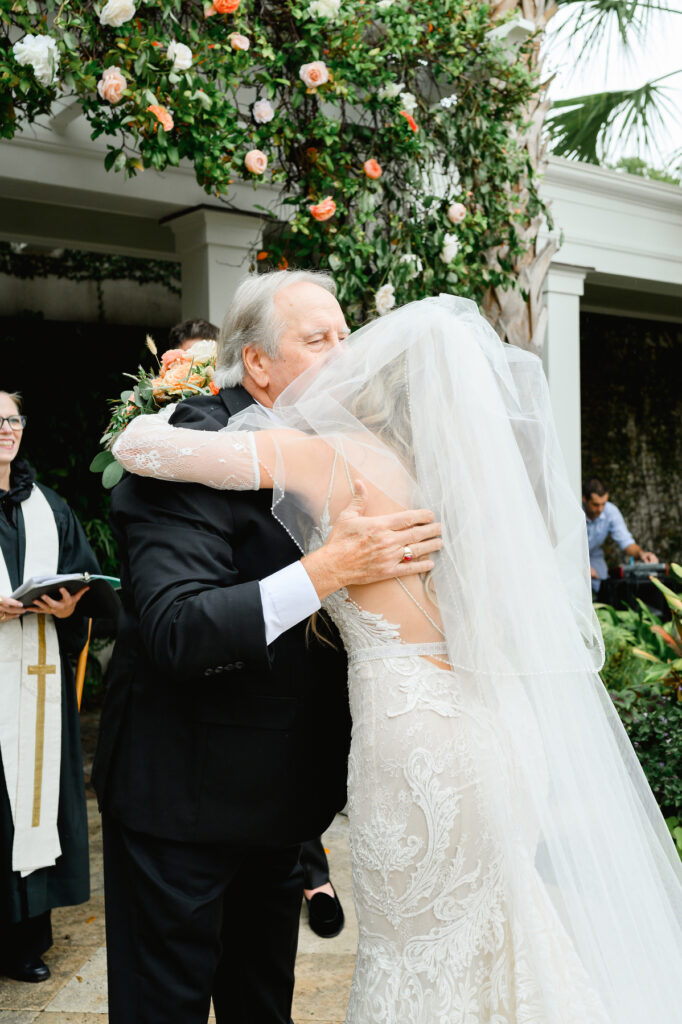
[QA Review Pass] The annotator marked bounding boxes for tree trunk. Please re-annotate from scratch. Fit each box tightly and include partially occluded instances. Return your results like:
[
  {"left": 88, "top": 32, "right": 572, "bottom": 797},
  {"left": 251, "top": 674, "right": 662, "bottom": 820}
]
[{"left": 481, "top": 0, "right": 558, "bottom": 354}]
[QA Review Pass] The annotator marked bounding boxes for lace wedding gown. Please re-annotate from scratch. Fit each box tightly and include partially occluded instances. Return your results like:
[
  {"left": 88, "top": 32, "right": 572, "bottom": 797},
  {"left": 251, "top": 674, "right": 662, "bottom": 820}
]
[
  {"left": 325, "top": 587, "right": 612, "bottom": 1024},
  {"left": 114, "top": 421, "right": 612, "bottom": 1024}
]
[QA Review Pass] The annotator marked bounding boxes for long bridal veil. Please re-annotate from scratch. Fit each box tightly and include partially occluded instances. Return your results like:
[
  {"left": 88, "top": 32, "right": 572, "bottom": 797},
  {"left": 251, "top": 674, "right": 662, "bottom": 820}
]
[{"left": 229, "top": 294, "right": 682, "bottom": 1021}]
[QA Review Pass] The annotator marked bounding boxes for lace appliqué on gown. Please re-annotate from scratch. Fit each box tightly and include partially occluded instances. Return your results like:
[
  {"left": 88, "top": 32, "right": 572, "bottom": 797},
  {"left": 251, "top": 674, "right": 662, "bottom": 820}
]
[{"left": 322, "top": 585, "right": 611, "bottom": 1024}]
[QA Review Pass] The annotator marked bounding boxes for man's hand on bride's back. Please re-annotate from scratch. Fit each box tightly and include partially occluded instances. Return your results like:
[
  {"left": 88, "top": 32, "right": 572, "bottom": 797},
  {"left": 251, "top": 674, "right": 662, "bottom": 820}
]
[{"left": 301, "top": 481, "right": 443, "bottom": 600}]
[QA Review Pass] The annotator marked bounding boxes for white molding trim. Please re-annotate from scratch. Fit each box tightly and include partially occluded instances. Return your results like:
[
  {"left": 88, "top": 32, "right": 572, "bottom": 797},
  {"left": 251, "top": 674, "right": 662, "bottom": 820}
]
[{"left": 545, "top": 156, "right": 682, "bottom": 215}]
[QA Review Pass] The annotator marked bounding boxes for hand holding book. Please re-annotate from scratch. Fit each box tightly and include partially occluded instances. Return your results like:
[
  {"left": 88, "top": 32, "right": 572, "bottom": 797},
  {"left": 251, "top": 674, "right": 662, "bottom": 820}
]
[
  {"left": 11, "top": 572, "right": 121, "bottom": 620},
  {"left": 25, "top": 586, "right": 90, "bottom": 620}
]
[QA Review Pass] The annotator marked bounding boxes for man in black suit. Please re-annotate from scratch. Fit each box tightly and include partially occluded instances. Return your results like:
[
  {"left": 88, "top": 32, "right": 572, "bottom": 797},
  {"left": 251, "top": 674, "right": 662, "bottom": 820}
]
[{"left": 93, "top": 270, "right": 441, "bottom": 1024}]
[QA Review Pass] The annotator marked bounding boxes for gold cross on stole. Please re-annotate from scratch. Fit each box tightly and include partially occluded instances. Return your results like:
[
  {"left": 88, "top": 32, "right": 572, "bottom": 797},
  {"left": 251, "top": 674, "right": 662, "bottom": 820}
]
[{"left": 27, "top": 616, "right": 57, "bottom": 827}]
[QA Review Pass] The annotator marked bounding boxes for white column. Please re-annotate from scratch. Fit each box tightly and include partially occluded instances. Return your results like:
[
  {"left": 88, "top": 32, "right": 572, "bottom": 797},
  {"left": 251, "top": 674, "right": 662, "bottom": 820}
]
[
  {"left": 542, "top": 264, "right": 589, "bottom": 500},
  {"left": 167, "top": 207, "right": 263, "bottom": 327}
]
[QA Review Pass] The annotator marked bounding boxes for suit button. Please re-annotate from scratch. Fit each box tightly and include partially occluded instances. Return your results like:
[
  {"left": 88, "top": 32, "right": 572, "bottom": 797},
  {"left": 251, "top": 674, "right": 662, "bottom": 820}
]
[
  {"left": 225, "top": 664, "right": 233, "bottom": 672},
  {"left": 235, "top": 661, "right": 244, "bottom": 669},
  {"left": 204, "top": 668, "right": 214, "bottom": 677}
]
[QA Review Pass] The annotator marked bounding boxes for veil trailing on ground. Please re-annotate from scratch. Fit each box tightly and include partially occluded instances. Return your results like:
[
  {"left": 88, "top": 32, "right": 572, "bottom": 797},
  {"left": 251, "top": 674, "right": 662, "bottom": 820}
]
[{"left": 228, "top": 295, "right": 682, "bottom": 1021}]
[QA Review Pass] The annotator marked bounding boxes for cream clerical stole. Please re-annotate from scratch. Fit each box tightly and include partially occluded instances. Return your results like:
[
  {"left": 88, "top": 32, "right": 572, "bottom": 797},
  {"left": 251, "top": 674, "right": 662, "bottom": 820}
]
[{"left": 0, "top": 485, "right": 62, "bottom": 875}]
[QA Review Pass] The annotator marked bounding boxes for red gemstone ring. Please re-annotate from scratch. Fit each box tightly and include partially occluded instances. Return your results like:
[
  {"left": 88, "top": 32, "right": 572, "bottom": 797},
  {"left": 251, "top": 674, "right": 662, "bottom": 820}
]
[{"left": 401, "top": 545, "right": 414, "bottom": 563}]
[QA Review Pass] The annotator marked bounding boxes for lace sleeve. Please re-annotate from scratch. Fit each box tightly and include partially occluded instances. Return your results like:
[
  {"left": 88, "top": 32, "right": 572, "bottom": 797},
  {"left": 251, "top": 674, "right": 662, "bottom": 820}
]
[{"left": 111, "top": 410, "right": 260, "bottom": 490}]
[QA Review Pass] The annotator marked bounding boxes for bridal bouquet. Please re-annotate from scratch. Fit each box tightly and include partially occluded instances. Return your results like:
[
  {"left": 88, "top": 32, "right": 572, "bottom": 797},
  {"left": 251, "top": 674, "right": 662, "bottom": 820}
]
[{"left": 91, "top": 337, "right": 218, "bottom": 488}]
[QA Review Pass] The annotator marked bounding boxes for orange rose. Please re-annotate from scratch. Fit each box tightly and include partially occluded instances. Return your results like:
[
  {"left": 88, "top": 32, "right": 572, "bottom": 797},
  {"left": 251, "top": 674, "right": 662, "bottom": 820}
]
[
  {"left": 309, "top": 196, "right": 336, "bottom": 222},
  {"left": 399, "top": 110, "right": 418, "bottom": 133},
  {"left": 147, "top": 104, "right": 174, "bottom": 132},
  {"left": 212, "top": 0, "right": 240, "bottom": 11},
  {"left": 277, "top": 256, "right": 289, "bottom": 269},
  {"left": 257, "top": 251, "right": 269, "bottom": 261},
  {"left": 363, "top": 158, "right": 382, "bottom": 179},
  {"left": 162, "top": 358, "right": 195, "bottom": 388}
]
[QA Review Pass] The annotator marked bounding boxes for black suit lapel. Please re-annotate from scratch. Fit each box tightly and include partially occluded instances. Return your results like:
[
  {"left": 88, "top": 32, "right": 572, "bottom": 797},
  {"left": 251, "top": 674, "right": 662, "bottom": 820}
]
[{"left": 220, "top": 386, "right": 256, "bottom": 420}]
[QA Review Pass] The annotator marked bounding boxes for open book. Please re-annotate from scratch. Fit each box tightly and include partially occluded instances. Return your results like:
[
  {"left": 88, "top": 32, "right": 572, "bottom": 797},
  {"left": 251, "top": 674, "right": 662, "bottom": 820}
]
[{"left": 12, "top": 573, "right": 121, "bottom": 620}]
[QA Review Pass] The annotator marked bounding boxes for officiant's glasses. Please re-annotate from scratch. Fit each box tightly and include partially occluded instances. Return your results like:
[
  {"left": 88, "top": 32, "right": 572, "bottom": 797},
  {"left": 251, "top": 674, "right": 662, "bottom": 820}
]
[{"left": 0, "top": 416, "right": 26, "bottom": 431}]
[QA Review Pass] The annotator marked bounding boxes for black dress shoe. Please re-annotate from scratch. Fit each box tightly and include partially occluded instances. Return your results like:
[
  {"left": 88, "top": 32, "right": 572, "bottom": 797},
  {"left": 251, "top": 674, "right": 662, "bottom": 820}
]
[
  {"left": 305, "top": 889, "right": 345, "bottom": 938},
  {"left": 4, "top": 957, "right": 51, "bottom": 983}
]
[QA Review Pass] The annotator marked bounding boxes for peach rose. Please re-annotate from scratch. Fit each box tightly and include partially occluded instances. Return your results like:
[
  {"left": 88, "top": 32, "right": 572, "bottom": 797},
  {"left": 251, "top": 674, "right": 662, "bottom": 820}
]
[
  {"left": 447, "top": 202, "right": 467, "bottom": 224},
  {"left": 229, "top": 32, "right": 250, "bottom": 50},
  {"left": 299, "top": 61, "right": 329, "bottom": 89},
  {"left": 147, "top": 104, "right": 174, "bottom": 132},
  {"left": 97, "top": 65, "right": 127, "bottom": 104},
  {"left": 212, "top": 0, "right": 240, "bottom": 11},
  {"left": 244, "top": 149, "right": 268, "bottom": 174},
  {"left": 363, "top": 158, "right": 382, "bottom": 180},
  {"left": 166, "top": 367, "right": 203, "bottom": 390},
  {"left": 309, "top": 196, "right": 336, "bottom": 222},
  {"left": 160, "top": 349, "right": 191, "bottom": 372}
]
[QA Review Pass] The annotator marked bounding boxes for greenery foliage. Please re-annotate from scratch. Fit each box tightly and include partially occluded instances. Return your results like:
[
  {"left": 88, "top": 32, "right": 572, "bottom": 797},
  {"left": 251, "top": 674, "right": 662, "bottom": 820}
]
[
  {"left": 0, "top": 241, "right": 181, "bottom": 294},
  {"left": 608, "top": 155, "right": 681, "bottom": 186},
  {"left": 0, "top": 0, "right": 545, "bottom": 320},
  {"left": 596, "top": 583, "right": 682, "bottom": 855}
]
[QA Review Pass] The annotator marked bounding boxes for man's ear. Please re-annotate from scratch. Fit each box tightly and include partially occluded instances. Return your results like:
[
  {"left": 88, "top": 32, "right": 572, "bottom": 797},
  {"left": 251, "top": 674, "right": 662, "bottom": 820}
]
[{"left": 242, "top": 345, "right": 270, "bottom": 388}]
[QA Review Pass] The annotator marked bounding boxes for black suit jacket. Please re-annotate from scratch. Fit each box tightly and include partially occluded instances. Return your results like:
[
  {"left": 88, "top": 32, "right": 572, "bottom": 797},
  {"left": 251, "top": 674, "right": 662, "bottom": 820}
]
[{"left": 92, "top": 387, "right": 350, "bottom": 846}]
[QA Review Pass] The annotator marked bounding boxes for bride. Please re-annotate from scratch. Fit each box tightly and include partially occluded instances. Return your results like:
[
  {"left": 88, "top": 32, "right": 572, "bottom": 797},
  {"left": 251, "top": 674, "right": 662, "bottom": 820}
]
[{"left": 112, "top": 294, "right": 682, "bottom": 1024}]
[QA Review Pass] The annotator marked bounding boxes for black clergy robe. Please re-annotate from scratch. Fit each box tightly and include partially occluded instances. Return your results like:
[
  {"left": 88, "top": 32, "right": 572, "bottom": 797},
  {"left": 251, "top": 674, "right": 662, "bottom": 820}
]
[{"left": 0, "top": 458, "right": 99, "bottom": 927}]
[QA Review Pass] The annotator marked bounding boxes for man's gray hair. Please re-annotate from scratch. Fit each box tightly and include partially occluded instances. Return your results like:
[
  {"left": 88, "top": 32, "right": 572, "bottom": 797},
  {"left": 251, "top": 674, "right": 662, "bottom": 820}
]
[{"left": 214, "top": 269, "right": 337, "bottom": 389}]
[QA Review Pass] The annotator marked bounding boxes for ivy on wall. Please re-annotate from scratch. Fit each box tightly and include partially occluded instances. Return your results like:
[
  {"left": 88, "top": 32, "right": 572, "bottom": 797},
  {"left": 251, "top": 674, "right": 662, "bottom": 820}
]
[
  {"left": 581, "top": 312, "right": 682, "bottom": 564},
  {"left": 0, "top": 241, "right": 181, "bottom": 294}
]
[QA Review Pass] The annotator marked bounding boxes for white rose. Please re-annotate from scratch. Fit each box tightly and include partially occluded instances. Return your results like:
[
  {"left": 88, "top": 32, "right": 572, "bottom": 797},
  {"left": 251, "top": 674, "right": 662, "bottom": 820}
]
[
  {"left": 186, "top": 340, "right": 217, "bottom": 360},
  {"left": 440, "top": 233, "right": 460, "bottom": 264},
  {"left": 400, "top": 253, "right": 423, "bottom": 279},
  {"left": 12, "top": 34, "right": 59, "bottom": 88},
  {"left": 100, "top": 0, "right": 136, "bottom": 28},
  {"left": 399, "top": 91, "right": 417, "bottom": 113},
  {"left": 308, "top": 0, "right": 341, "bottom": 17},
  {"left": 167, "top": 41, "right": 193, "bottom": 71},
  {"left": 253, "top": 98, "right": 275, "bottom": 124},
  {"left": 375, "top": 283, "right": 396, "bottom": 316},
  {"left": 378, "top": 80, "right": 405, "bottom": 101},
  {"left": 377, "top": 0, "right": 394, "bottom": 9}
]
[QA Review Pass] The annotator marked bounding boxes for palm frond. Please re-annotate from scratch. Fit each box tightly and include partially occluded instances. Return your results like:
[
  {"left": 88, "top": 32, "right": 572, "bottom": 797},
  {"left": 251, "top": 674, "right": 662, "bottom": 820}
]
[
  {"left": 552, "top": 0, "right": 675, "bottom": 64},
  {"left": 546, "top": 77, "right": 677, "bottom": 163}
]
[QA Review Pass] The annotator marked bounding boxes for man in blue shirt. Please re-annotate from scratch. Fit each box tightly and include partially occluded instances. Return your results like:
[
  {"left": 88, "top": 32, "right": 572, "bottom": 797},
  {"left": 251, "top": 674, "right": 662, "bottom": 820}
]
[{"left": 583, "top": 478, "right": 658, "bottom": 593}]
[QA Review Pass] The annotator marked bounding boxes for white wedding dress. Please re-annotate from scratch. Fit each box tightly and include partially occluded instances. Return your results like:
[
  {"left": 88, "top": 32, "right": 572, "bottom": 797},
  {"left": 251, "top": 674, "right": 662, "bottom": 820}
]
[
  {"left": 327, "top": 598, "right": 612, "bottom": 1022},
  {"left": 113, "top": 296, "right": 682, "bottom": 1024}
]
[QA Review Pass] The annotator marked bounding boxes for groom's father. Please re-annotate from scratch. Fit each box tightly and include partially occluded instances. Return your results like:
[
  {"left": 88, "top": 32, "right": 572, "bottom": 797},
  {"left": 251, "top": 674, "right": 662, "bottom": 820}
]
[{"left": 93, "top": 270, "right": 441, "bottom": 1024}]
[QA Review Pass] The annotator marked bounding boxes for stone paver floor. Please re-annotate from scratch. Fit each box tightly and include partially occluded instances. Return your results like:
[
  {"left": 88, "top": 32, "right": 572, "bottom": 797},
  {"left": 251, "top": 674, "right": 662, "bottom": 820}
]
[{"left": 0, "top": 802, "right": 355, "bottom": 1024}]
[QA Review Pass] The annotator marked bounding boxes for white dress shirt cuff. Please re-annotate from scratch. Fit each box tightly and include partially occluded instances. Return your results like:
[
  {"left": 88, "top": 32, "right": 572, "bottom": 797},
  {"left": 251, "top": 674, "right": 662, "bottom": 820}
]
[{"left": 259, "top": 561, "right": 322, "bottom": 646}]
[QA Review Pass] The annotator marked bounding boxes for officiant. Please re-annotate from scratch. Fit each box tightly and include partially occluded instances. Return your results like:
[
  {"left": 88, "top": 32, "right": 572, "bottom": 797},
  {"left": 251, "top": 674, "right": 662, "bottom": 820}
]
[{"left": 0, "top": 390, "right": 100, "bottom": 984}]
